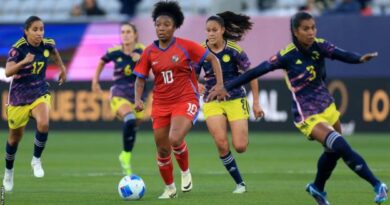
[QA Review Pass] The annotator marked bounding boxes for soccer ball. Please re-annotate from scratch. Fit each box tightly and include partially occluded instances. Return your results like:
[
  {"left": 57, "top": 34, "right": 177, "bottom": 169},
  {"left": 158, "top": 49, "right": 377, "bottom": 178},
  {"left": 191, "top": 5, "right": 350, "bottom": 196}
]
[{"left": 117, "top": 175, "right": 146, "bottom": 200}]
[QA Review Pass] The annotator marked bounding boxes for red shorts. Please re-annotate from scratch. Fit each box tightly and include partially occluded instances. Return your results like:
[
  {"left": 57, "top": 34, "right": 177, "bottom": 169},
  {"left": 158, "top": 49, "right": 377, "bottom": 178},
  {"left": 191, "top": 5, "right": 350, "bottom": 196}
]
[{"left": 151, "top": 99, "right": 200, "bottom": 129}]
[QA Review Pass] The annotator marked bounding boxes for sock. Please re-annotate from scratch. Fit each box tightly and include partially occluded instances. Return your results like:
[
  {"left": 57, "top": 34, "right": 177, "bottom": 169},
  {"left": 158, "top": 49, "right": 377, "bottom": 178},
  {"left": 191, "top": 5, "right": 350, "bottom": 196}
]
[
  {"left": 172, "top": 141, "right": 189, "bottom": 172},
  {"left": 220, "top": 151, "right": 243, "bottom": 185},
  {"left": 313, "top": 150, "right": 340, "bottom": 191},
  {"left": 157, "top": 155, "right": 174, "bottom": 185},
  {"left": 5, "top": 142, "right": 18, "bottom": 170},
  {"left": 326, "top": 131, "right": 380, "bottom": 187},
  {"left": 33, "top": 131, "right": 48, "bottom": 158},
  {"left": 123, "top": 113, "right": 137, "bottom": 152}
]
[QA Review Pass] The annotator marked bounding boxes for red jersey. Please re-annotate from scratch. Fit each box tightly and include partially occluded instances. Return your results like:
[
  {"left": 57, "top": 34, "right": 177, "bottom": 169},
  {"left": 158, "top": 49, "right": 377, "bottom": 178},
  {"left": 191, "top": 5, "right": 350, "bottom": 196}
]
[{"left": 134, "top": 37, "right": 208, "bottom": 104}]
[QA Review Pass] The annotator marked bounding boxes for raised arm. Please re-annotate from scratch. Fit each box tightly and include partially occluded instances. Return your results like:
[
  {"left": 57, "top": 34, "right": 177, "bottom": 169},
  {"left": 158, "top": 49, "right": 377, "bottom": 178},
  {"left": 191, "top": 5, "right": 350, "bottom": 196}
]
[{"left": 208, "top": 60, "right": 277, "bottom": 101}]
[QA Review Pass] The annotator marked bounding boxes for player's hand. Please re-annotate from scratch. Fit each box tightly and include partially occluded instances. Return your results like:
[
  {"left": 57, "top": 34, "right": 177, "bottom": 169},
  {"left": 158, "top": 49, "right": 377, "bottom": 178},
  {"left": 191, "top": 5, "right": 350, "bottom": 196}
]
[
  {"left": 131, "top": 53, "right": 141, "bottom": 62},
  {"left": 92, "top": 81, "right": 102, "bottom": 93},
  {"left": 22, "top": 53, "right": 35, "bottom": 65},
  {"left": 207, "top": 85, "right": 230, "bottom": 102},
  {"left": 134, "top": 99, "right": 144, "bottom": 112},
  {"left": 198, "top": 82, "right": 206, "bottom": 96},
  {"left": 360, "top": 52, "right": 378, "bottom": 63},
  {"left": 252, "top": 102, "right": 265, "bottom": 120},
  {"left": 58, "top": 70, "right": 66, "bottom": 85}
]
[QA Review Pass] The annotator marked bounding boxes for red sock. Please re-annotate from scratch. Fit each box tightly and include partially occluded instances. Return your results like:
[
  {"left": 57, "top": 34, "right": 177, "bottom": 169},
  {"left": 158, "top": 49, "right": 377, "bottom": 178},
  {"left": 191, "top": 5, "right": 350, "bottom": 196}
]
[
  {"left": 172, "top": 141, "right": 189, "bottom": 172},
  {"left": 157, "top": 155, "right": 174, "bottom": 185}
]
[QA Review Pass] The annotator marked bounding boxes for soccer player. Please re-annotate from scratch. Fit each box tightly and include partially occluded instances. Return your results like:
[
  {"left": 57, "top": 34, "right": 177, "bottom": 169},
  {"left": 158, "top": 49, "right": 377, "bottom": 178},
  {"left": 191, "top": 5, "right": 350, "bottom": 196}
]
[
  {"left": 2, "top": 16, "right": 67, "bottom": 192},
  {"left": 92, "top": 22, "right": 145, "bottom": 176},
  {"left": 196, "top": 11, "right": 264, "bottom": 194},
  {"left": 133, "top": 1, "right": 224, "bottom": 199},
  {"left": 208, "top": 11, "right": 388, "bottom": 205}
]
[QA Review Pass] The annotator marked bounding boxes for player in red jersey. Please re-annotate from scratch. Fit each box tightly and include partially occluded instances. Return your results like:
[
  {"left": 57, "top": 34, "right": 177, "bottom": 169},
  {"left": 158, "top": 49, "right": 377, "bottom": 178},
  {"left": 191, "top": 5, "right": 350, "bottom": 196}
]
[{"left": 133, "top": 1, "right": 224, "bottom": 199}]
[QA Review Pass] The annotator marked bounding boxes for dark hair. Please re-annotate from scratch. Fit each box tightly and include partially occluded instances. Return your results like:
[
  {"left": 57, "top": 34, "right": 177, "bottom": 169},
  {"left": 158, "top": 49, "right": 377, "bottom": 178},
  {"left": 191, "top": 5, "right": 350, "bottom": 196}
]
[
  {"left": 207, "top": 11, "right": 253, "bottom": 42},
  {"left": 24, "top": 16, "right": 42, "bottom": 30},
  {"left": 120, "top": 22, "right": 138, "bottom": 42},
  {"left": 290, "top": 12, "right": 314, "bottom": 55},
  {"left": 152, "top": 1, "right": 184, "bottom": 28}
]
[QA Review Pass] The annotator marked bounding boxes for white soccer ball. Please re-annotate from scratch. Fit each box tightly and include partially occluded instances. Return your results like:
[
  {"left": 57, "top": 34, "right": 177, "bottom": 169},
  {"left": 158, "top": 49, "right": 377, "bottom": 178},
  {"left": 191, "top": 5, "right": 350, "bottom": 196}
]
[{"left": 118, "top": 175, "right": 146, "bottom": 200}]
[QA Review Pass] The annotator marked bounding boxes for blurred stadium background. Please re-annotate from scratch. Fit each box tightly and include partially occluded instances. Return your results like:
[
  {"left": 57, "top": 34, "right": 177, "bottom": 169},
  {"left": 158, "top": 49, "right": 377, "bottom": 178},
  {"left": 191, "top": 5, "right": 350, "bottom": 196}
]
[{"left": 0, "top": 0, "right": 389, "bottom": 204}]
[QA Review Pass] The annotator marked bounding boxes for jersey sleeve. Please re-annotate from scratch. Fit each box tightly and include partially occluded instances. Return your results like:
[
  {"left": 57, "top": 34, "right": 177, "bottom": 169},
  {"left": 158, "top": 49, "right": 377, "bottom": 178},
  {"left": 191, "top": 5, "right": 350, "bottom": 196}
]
[
  {"left": 236, "top": 50, "right": 251, "bottom": 72},
  {"left": 101, "top": 50, "right": 113, "bottom": 63},
  {"left": 133, "top": 47, "right": 151, "bottom": 79},
  {"left": 317, "top": 38, "right": 361, "bottom": 63},
  {"left": 184, "top": 39, "right": 209, "bottom": 64},
  {"left": 7, "top": 47, "right": 23, "bottom": 63}
]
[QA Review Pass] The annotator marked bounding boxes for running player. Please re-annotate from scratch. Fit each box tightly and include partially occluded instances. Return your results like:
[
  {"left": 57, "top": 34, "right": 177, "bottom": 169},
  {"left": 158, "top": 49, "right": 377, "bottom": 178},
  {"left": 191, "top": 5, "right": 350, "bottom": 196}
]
[
  {"left": 2, "top": 16, "right": 67, "bottom": 192},
  {"left": 196, "top": 11, "right": 264, "bottom": 194},
  {"left": 133, "top": 1, "right": 224, "bottom": 199},
  {"left": 208, "top": 11, "right": 388, "bottom": 205},
  {"left": 92, "top": 22, "right": 145, "bottom": 175}
]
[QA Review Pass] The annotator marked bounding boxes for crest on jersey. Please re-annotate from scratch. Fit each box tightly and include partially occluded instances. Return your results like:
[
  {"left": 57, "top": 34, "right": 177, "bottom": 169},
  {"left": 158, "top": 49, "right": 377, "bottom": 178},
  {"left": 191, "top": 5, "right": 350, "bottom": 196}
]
[
  {"left": 43, "top": 49, "right": 49, "bottom": 58},
  {"left": 171, "top": 55, "right": 179, "bottom": 63},
  {"left": 222, "top": 54, "right": 231, "bottom": 63},
  {"left": 117, "top": 57, "right": 123, "bottom": 62}
]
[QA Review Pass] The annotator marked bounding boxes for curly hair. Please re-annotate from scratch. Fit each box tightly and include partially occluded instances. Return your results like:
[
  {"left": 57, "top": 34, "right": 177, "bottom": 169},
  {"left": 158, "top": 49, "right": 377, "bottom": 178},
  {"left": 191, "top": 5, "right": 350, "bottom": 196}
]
[
  {"left": 207, "top": 11, "right": 253, "bottom": 42},
  {"left": 152, "top": 1, "right": 184, "bottom": 28}
]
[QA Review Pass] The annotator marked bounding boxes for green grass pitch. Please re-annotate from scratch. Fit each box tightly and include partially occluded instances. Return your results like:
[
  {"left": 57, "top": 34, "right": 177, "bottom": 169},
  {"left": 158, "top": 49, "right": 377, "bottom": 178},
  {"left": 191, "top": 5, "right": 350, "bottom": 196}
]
[{"left": 0, "top": 131, "right": 389, "bottom": 205}]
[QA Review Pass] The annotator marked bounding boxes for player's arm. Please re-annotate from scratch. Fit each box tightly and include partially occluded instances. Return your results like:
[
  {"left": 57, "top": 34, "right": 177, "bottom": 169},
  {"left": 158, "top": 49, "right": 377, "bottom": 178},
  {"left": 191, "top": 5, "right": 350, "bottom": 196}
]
[
  {"left": 319, "top": 39, "right": 378, "bottom": 64},
  {"left": 208, "top": 59, "right": 279, "bottom": 101},
  {"left": 134, "top": 77, "right": 145, "bottom": 112},
  {"left": 92, "top": 60, "right": 106, "bottom": 93},
  {"left": 249, "top": 79, "right": 264, "bottom": 120},
  {"left": 51, "top": 48, "right": 67, "bottom": 85},
  {"left": 205, "top": 53, "right": 224, "bottom": 94},
  {"left": 5, "top": 52, "right": 34, "bottom": 77},
  {"left": 332, "top": 48, "right": 378, "bottom": 64}
]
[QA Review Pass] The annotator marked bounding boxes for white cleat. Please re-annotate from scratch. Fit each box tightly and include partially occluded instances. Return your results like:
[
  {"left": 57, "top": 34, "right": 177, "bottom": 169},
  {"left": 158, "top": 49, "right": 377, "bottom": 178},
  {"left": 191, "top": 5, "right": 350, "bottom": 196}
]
[
  {"left": 31, "top": 157, "right": 45, "bottom": 178},
  {"left": 181, "top": 171, "right": 192, "bottom": 192},
  {"left": 3, "top": 168, "right": 14, "bottom": 192},
  {"left": 233, "top": 183, "right": 247, "bottom": 194},
  {"left": 158, "top": 186, "right": 177, "bottom": 199}
]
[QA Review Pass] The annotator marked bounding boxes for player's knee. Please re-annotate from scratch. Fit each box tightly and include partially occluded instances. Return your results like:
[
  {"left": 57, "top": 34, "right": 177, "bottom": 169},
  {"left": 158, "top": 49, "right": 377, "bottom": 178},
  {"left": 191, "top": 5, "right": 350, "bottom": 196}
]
[
  {"left": 234, "top": 145, "right": 247, "bottom": 153},
  {"left": 37, "top": 122, "right": 49, "bottom": 133},
  {"left": 157, "top": 147, "right": 171, "bottom": 158}
]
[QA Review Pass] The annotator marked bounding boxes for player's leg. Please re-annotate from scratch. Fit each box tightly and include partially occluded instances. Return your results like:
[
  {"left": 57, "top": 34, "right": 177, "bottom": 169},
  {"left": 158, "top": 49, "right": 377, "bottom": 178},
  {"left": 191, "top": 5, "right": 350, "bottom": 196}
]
[
  {"left": 169, "top": 100, "right": 199, "bottom": 193},
  {"left": 312, "top": 120, "right": 342, "bottom": 193},
  {"left": 116, "top": 100, "right": 138, "bottom": 175},
  {"left": 169, "top": 115, "right": 194, "bottom": 193},
  {"left": 312, "top": 122, "right": 387, "bottom": 204},
  {"left": 30, "top": 100, "right": 50, "bottom": 178},
  {"left": 154, "top": 123, "right": 177, "bottom": 199},
  {"left": 3, "top": 127, "right": 24, "bottom": 192},
  {"left": 3, "top": 104, "right": 30, "bottom": 191},
  {"left": 228, "top": 119, "right": 249, "bottom": 193}
]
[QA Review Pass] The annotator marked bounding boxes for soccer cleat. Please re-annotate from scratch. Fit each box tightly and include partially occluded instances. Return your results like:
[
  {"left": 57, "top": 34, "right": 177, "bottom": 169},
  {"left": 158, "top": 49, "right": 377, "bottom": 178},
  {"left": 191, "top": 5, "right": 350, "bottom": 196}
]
[
  {"left": 181, "top": 171, "right": 192, "bottom": 192},
  {"left": 118, "top": 151, "right": 132, "bottom": 175},
  {"left": 306, "top": 183, "right": 330, "bottom": 205},
  {"left": 31, "top": 157, "right": 45, "bottom": 178},
  {"left": 3, "top": 168, "right": 14, "bottom": 192},
  {"left": 374, "top": 182, "right": 388, "bottom": 204},
  {"left": 233, "top": 182, "right": 247, "bottom": 194},
  {"left": 158, "top": 186, "right": 177, "bottom": 199}
]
